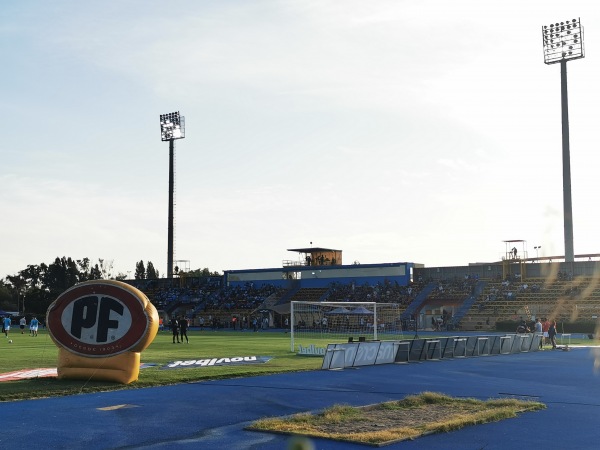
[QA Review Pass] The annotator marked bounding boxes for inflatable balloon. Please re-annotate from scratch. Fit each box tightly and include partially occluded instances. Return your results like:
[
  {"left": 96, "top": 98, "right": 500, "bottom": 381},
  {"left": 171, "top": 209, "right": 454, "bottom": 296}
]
[{"left": 46, "top": 280, "right": 158, "bottom": 384}]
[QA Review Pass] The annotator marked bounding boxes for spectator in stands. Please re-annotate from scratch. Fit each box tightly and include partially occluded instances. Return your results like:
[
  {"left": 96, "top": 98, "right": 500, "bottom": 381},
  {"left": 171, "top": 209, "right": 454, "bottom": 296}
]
[
  {"left": 170, "top": 316, "right": 180, "bottom": 343},
  {"left": 436, "top": 317, "right": 443, "bottom": 331},
  {"left": 179, "top": 316, "right": 189, "bottom": 344}
]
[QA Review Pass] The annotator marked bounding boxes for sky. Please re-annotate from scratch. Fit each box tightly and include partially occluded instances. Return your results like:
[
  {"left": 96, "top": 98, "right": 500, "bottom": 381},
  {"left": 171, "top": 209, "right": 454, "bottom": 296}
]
[{"left": 2, "top": 0, "right": 600, "bottom": 279}]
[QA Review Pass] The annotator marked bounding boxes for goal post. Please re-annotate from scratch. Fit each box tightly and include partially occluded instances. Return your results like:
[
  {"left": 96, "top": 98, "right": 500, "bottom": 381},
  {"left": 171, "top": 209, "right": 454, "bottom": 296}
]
[{"left": 290, "top": 301, "right": 403, "bottom": 353}]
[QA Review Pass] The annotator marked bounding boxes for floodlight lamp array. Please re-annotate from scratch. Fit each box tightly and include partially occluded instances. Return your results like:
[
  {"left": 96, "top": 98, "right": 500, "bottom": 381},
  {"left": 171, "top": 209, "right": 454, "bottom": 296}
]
[
  {"left": 542, "top": 18, "right": 584, "bottom": 64},
  {"left": 159, "top": 111, "right": 186, "bottom": 141}
]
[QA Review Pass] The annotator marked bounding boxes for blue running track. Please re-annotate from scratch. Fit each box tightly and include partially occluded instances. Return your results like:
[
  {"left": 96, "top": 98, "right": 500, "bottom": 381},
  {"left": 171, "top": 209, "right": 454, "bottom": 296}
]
[{"left": 1, "top": 346, "right": 600, "bottom": 449}]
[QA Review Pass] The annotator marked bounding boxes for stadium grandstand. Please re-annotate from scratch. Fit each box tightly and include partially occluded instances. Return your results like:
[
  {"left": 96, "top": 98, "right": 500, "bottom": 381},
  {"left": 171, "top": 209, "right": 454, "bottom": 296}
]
[{"left": 126, "top": 245, "right": 600, "bottom": 336}]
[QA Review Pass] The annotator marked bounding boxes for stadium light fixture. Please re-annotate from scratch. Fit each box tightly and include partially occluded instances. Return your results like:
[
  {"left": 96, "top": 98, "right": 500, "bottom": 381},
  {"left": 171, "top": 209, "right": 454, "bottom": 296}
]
[
  {"left": 542, "top": 19, "right": 584, "bottom": 65},
  {"left": 159, "top": 111, "right": 185, "bottom": 141},
  {"left": 541, "top": 18, "right": 584, "bottom": 264},
  {"left": 159, "top": 111, "right": 186, "bottom": 278}
]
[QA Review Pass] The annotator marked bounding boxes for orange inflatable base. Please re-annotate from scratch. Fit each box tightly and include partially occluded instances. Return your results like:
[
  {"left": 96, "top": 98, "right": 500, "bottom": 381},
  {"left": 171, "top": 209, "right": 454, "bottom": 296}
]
[{"left": 57, "top": 348, "right": 141, "bottom": 384}]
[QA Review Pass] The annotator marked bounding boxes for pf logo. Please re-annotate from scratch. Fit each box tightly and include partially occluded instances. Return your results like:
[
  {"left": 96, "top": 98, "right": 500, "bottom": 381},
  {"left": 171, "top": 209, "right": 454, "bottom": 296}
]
[
  {"left": 47, "top": 280, "right": 158, "bottom": 384},
  {"left": 65, "top": 295, "right": 132, "bottom": 346}
]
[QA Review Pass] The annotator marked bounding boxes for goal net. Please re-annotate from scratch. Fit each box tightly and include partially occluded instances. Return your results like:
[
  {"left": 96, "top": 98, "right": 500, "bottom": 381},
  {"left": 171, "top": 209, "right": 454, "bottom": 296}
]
[{"left": 290, "top": 301, "right": 403, "bottom": 353}]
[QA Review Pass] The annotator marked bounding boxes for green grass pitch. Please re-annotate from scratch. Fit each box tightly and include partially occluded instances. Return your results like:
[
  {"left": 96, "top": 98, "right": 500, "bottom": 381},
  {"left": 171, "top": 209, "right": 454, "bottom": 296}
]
[{"left": 0, "top": 329, "right": 322, "bottom": 401}]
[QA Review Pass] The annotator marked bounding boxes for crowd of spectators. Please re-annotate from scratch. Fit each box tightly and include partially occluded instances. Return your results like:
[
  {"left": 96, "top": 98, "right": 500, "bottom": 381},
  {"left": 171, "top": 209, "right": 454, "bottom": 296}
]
[
  {"left": 140, "top": 277, "right": 488, "bottom": 325},
  {"left": 487, "top": 276, "right": 572, "bottom": 304},
  {"left": 192, "top": 313, "right": 270, "bottom": 331},
  {"left": 201, "top": 283, "right": 285, "bottom": 311},
  {"left": 475, "top": 275, "right": 583, "bottom": 311},
  {"left": 141, "top": 280, "right": 222, "bottom": 310},
  {"left": 325, "top": 280, "right": 421, "bottom": 305},
  {"left": 427, "top": 275, "right": 479, "bottom": 302},
  {"left": 141, "top": 281, "right": 283, "bottom": 329}
]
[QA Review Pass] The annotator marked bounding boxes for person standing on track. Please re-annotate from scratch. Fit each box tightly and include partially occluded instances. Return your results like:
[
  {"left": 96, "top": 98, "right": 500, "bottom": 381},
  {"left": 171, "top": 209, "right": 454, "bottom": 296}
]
[
  {"left": 542, "top": 318, "right": 550, "bottom": 346},
  {"left": 535, "top": 318, "right": 543, "bottom": 349},
  {"left": 548, "top": 320, "right": 558, "bottom": 349},
  {"left": 179, "top": 316, "right": 189, "bottom": 344},
  {"left": 170, "top": 316, "right": 180, "bottom": 344}
]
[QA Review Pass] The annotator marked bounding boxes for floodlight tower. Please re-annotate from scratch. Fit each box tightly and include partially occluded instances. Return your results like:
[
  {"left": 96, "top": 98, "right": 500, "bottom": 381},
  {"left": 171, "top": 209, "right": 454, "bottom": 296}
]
[
  {"left": 542, "top": 18, "right": 584, "bottom": 264},
  {"left": 159, "top": 111, "right": 185, "bottom": 278}
]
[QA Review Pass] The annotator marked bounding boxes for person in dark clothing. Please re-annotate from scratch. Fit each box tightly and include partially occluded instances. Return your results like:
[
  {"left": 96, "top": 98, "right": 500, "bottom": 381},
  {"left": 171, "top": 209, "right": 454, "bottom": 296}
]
[
  {"left": 516, "top": 319, "right": 530, "bottom": 334},
  {"left": 548, "top": 320, "right": 558, "bottom": 349},
  {"left": 179, "top": 316, "right": 189, "bottom": 343},
  {"left": 170, "top": 317, "right": 180, "bottom": 343}
]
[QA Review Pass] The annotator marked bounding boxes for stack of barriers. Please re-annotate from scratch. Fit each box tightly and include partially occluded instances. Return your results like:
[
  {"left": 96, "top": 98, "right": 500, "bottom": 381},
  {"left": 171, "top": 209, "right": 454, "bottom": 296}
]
[{"left": 322, "top": 333, "right": 541, "bottom": 370}]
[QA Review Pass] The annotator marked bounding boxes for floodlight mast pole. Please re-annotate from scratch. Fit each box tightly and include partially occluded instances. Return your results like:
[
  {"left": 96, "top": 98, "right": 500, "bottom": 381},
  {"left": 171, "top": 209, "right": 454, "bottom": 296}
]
[
  {"left": 168, "top": 138, "right": 175, "bottom": 279},
  {"left": 560, "top": 59, "right": 574, "bottom": 264},
  {"left": 542, "top": 18, "right": 584, "bottom": 264},
  {"left": 159, "top": 112, "right": 185, "bottom": 279}
]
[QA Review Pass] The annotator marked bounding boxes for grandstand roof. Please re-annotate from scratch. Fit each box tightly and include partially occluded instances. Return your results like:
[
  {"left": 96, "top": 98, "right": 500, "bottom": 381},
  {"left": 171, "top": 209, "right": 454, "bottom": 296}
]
[{"left": 287, "top": 247, "right": 341, "bottom": 253}]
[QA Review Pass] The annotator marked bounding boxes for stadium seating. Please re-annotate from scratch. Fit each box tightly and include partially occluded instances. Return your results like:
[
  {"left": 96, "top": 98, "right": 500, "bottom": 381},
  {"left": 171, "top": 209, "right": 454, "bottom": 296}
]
[
  {"left": 134, "top": 274, "right": 600, "bottom": 332},
  {"left": 457, "top": 275, "right": 600, "bottom": 330}
]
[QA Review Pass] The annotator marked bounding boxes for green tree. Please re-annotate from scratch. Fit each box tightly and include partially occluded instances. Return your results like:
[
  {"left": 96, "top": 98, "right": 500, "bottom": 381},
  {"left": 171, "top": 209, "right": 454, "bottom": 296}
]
[
  {"left": 146, "top": 261, "right": 158, "bottom": 279},
  {"left": 98, "top": 259, "right": 113, "bottom": 279},
  {"left": 43, "top": 257, "right": 79, "bottom": 295},
  {"left": 0, "top": 280, "right": 15, "bottom": 310},
  {"left": 19, "top": 264, "right": 45, "bottom": 289},
  {"left": 76, "top": 258, "right": 91, "bottom": 281},
  {"left": 22, "top": 287, "right": 51, "bottom": 317},
  {"left": 135, "top": 260, "right": 146, "bottom": 279},
  {"left": 186, "top": 267, "right": 222, "bottom": 277},
  {"left": 77, "top": 258, "right": 108, "bottom": 280},
  {"left": 3, "top": 256, "right": 118, "bottom": 316},
  {"left": 89, "top": 263, "right": 103, "bottom": 280},
  {"left": 5, "top": 273, "right": 28, "bottom": 314}
]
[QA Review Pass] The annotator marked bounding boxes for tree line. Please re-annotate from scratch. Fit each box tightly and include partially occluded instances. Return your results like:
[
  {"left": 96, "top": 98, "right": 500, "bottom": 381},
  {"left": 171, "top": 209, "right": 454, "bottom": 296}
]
[{"left": 0, "top": 257, "right": 220, "bottom": 316}]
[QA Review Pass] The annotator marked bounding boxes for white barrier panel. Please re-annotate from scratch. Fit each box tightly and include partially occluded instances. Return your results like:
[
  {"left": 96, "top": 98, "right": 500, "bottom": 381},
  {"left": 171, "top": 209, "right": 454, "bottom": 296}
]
[
  {"left": 323, "top": 346, "right": 346, "bottom": 370},
  {"left": 353, "top": 342, "right": 382, "bottom": 366},
  {"left": 321, "top": 334, "right": 541, "bottom": 370},
  {"left": 321, "top": 342, "right": 382, "bottom": 369},
  {"left": 375, "top": 341, "right": 398, "bottom": 365}
]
